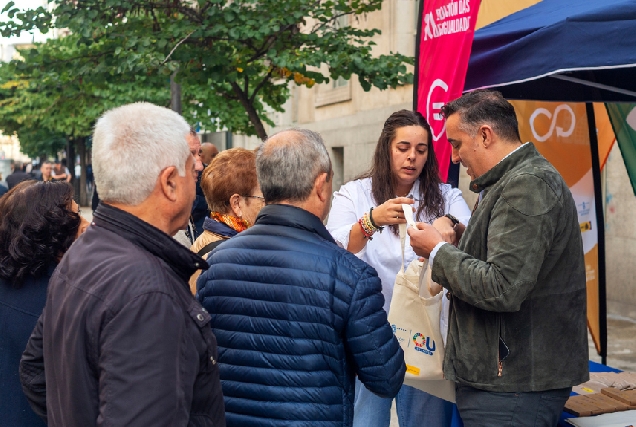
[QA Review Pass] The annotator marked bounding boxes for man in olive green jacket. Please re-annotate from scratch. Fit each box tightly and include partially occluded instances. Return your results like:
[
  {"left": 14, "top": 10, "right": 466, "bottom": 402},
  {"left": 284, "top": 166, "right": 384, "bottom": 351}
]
[{"left": 408, "top": 90, "right": 588, "bottom": 427}]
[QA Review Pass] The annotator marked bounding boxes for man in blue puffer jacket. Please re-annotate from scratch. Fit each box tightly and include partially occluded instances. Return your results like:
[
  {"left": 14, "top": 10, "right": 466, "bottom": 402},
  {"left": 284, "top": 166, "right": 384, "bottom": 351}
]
[{"left": 197, "top": 128, "right": 405, "bottom": 427}]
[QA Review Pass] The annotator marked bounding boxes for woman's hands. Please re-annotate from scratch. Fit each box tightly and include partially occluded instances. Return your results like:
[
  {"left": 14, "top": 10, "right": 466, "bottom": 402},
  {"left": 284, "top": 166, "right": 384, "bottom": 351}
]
[
  {"left": 369, "top": 197, "right": 414, "bottom": 227},
  {"left": 346, "top": 197, "right": 412, "bottom": 254},
  {"left": 431, "top": 216, "right": 457, "bottom": 245}
]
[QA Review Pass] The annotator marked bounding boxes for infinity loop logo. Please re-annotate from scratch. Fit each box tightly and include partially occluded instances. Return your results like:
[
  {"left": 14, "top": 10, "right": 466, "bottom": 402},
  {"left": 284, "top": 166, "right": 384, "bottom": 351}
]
[{"left": 529, "top": 104, "right": 575, "bottom": 142}]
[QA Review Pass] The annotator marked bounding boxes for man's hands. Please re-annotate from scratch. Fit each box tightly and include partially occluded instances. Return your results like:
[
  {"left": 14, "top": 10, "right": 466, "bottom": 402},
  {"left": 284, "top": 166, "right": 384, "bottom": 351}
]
[
  {"left": 407, "top": 223, "right": 444, "bottom": 259},
  {"left": 408, "top": 217, "right": 466, "bottom": 258}
]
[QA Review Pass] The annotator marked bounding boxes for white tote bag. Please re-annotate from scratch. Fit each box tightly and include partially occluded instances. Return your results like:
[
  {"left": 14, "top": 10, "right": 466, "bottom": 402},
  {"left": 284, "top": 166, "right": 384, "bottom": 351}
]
[{"left": 387, "top": 220, "right": 456, "bottom": 402}]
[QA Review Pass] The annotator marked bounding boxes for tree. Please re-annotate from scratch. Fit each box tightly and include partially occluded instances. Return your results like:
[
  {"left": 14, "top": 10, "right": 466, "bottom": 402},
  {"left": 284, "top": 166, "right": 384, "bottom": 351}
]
[
  {"left": 0, "top": 62, "right": 67, "bottom": 159},
  {"left": 2, "top": 0, "right": 414, "bottom": 140},
  {"left": 0, "top": 33, "right": 170, "bottom": 203}
]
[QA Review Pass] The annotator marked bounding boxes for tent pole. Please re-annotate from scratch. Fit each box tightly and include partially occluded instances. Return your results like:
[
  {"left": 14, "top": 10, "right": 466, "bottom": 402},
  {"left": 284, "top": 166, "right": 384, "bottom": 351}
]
[
  {"left": 413, "top": 0, "right": 425, "bottom": 111},
  {"left": 586, "top": 103, "right": 608, "bottom": 365}
]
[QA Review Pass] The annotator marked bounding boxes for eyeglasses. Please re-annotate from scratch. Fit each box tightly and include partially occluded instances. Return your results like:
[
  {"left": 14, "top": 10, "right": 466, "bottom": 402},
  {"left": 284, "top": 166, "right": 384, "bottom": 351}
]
[{"left": 243, "top": 195, "right": 265, "bottom": 202}]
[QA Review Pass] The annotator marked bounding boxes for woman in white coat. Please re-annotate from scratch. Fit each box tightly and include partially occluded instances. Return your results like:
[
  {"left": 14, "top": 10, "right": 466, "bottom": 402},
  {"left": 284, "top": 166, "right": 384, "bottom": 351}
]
[{"left": 327, "top": 110, "right": 471, "bottom": 427}]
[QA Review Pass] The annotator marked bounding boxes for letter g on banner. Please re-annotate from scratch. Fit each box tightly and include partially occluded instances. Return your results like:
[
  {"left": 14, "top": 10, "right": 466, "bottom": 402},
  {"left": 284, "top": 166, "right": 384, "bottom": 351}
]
[{"left": 530, "top": 104, "right": 576, "bottom": 142}]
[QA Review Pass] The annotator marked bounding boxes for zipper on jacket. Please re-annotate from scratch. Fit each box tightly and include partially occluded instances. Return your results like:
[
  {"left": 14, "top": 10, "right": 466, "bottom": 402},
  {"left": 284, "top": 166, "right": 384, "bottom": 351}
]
[{"left": 497, "top": 314, "right": 509, "bottom": 377}]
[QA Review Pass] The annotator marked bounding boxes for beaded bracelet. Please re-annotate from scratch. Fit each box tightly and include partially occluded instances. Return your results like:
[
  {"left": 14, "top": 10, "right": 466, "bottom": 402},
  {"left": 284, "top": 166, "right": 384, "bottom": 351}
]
[
  {"left": 362, "top": 213, "right": 378, "bottom": 233},
  {"left": 368, "top": 207, "right": 384, "bottom": 232},
  {"left": 362, "top": 212, "right": 381, "bottom": 234},
  {"left": 358, "top": 218, "right": 373, "bottom": 239}
]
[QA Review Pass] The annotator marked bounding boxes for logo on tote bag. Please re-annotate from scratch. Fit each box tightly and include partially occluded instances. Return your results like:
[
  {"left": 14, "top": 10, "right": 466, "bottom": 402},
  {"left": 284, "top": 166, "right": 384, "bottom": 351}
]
[{"left": 412, "top": 333, "right": 436, "bottom": 355}]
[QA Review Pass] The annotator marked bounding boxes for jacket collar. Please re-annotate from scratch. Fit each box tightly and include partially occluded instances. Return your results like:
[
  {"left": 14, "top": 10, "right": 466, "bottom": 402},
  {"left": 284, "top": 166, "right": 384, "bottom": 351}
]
[
  {"left": 254, "top": 204, "right": 335, "bottom": 244},
  {"left": 93, "top": 202, "right": 208, "bottom": 282},
  {"left": 203, "top": 216, "right": 238, "bottom": 237},
  {"left": 469, "top": 142, "right": 537, "bottom": 193}
]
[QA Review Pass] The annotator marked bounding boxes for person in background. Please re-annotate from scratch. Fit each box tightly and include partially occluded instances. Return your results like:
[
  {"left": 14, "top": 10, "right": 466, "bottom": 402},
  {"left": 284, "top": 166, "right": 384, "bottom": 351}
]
[
  {"left": 174, "top": 128, "right": 205, "bottom": 245},
  {"left": 407, "top": 90, "right": 588, "bottom": 427},
  {"left": 326, "top": 110, "right": 471, "bottom": 427},
  {"left": 190, "top": 134, "right": 212, "bottom": 238},
  {"left": 189, "top": 147, "right": 262, "bottom": 293},
  {"left": 0, "top": 173, "right": 7, "bottom": 197},
  {"left": 200, "top": 142, "right": 219, "bottom": 166},
  {"left": 191, "top": 142, "right": 219, "bottom": 236},
  {"left": 0, "top": 180, "right": 88, "bottom": 427},
  {"left": 197, "top": 128, "right": 405, "bottom": 427},
  {"left": 86, "top": 163, "right": 94, "bottom": 194},
  {"left": 39, "top": 161, "right": 54, "bottom": 182},
  {"left": 6, "top": 162, "right": 32, "bottom": 189},
  {"left": 51, "top": 160, "right": 72, "bottom": 183},
  {"left": 19, "top": 102, "right": 225, "bottom": 427}
]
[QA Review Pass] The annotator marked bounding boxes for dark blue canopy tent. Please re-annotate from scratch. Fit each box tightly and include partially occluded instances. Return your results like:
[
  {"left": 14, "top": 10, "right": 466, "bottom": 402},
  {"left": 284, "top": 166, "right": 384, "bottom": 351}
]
[
  {"left": 461, "top": 0, "right": 636, "bottom": 365},
  {"left": 464, "top": 0, "right": 636, "bottom": 102}
]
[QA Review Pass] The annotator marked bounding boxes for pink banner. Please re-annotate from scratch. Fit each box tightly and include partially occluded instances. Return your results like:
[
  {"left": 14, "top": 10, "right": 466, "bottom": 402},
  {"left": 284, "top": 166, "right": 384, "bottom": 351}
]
[{"left": 416, "top": 0, "right": 481, "bottom": 181}]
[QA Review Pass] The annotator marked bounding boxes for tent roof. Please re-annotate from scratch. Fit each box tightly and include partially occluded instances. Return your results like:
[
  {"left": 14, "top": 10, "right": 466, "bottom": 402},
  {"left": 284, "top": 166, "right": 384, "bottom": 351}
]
[{"left": 464, "top": 0, "right": 636, "bottom": 102}]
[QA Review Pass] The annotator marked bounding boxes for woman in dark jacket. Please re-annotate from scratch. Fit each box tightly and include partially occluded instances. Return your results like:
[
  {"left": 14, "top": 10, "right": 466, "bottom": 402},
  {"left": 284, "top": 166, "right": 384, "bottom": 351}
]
[{"left": 0, "top": 180, "right": 88, "bottom": 427}]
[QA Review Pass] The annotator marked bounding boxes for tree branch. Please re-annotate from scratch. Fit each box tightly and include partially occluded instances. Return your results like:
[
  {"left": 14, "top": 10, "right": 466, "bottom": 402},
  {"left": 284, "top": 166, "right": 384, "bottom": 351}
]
[
  {"left": 162, "top": 29, "right": 195, "bottom": 64},
  {"left": 249, "top": 69, "right": 273, "bottom": 104},
  {"left": 230, "top": 81, "right": 267, "bottom": 140}
]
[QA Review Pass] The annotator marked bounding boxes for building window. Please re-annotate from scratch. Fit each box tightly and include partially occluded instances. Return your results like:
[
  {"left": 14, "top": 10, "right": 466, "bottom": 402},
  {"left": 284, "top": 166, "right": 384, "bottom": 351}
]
[
  {"left": 332, "top": 76, "right": 348, "bottom": 89},
  {"left": 315, "top": 76, "right": 351, "bottom": 106}
]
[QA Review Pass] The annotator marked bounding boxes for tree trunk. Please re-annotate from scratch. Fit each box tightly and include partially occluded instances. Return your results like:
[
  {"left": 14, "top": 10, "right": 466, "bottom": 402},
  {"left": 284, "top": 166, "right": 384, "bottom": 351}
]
[
  {"left": 77, "top": 137, "right": 88, "bottom": 206},
  {"left": 67, "top": 139, "right": 79, "bottom": 204},
  {"left": 230, "top": 82, "right": 268, "bottom": 140},
  {"left": 170, "top": 72, "right": 182, "bottom": 114}
]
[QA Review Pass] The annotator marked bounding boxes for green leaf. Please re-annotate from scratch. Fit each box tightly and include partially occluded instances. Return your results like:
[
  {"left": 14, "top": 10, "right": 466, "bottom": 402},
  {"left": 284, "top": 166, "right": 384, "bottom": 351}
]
[{"left": 1, "top": 1, "right": 14, "bottom": 13}]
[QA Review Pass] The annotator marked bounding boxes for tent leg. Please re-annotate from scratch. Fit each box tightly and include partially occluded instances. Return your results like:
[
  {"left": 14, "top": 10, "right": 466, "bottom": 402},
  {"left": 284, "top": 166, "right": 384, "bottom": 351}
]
[
  {"left": 586, "top": 103, "right": 608, "bottom": 366},
  {"left": 413, "top": 0, "right": 425, "bottom": 111}
]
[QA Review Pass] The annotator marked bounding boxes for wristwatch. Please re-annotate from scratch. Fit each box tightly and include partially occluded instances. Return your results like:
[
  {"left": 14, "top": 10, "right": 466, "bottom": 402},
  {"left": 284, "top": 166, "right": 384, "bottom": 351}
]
[{"left": 444, "top": 213, "right": 459, "bottom": 227}]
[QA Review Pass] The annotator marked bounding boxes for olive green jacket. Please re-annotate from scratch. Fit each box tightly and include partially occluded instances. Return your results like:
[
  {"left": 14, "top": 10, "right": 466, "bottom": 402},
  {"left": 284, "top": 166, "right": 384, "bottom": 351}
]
[{"left": 432, "top": 143, "right": 589, "bottom": 392}]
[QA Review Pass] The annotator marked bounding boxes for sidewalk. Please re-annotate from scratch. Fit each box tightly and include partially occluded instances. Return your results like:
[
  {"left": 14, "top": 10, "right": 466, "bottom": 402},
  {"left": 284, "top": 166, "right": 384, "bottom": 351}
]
[{"left": 594, "top": 314, "right": 636, "bottom": 371}]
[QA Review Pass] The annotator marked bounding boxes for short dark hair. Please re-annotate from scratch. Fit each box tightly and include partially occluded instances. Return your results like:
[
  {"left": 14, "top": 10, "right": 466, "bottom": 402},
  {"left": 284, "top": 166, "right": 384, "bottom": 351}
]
[
  {"left": 441, "top": 90, "right": 521, "bottom": 142},
  {"left": 0, "top": 181, "right": 80, "bottom": 287}
]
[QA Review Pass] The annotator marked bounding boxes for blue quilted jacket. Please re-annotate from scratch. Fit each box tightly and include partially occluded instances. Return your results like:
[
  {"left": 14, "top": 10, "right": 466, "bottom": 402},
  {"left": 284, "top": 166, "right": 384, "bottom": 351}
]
[{"left": 197, "top": 204, "right": 405, "bottom": 427}]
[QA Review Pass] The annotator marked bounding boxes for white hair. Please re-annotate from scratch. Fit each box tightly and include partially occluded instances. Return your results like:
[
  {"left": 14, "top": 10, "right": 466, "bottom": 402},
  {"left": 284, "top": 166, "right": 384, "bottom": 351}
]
[{"left": 92, "top": 102, "right": 191, "bottom": 205}]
